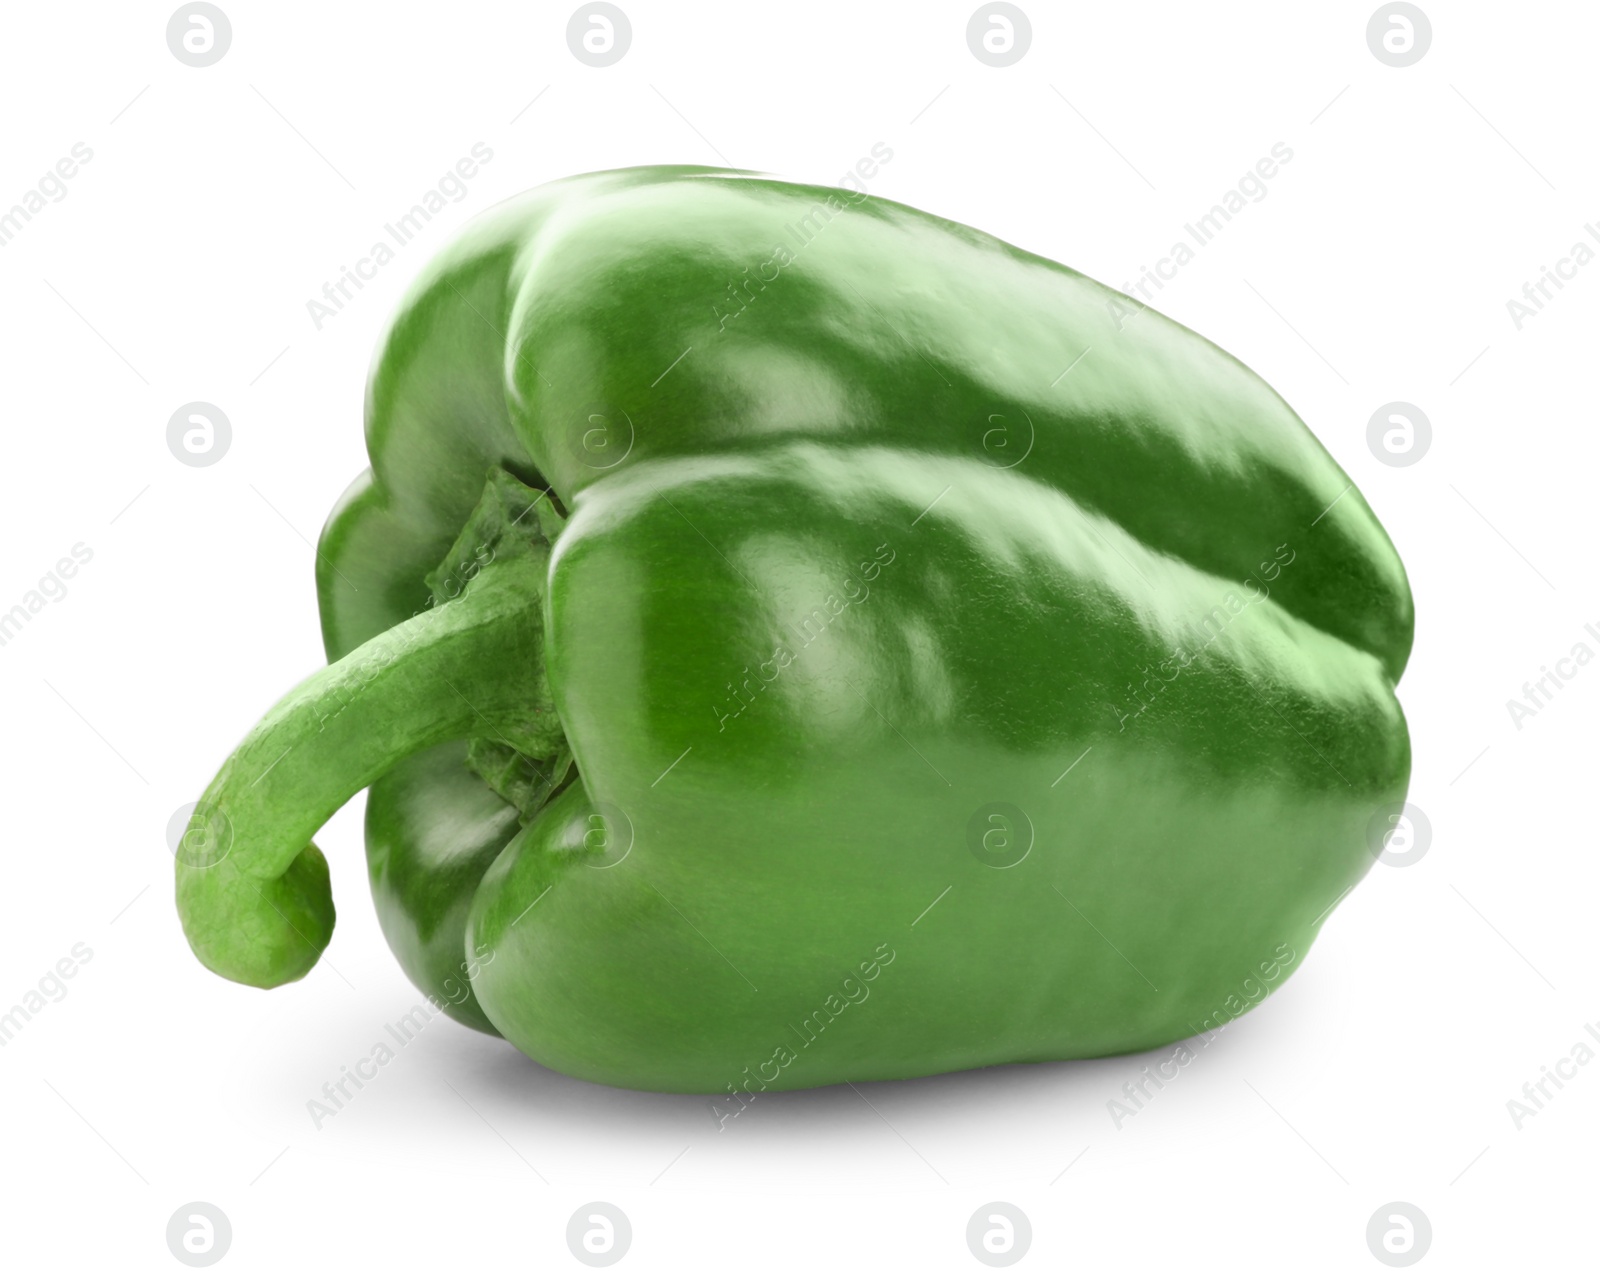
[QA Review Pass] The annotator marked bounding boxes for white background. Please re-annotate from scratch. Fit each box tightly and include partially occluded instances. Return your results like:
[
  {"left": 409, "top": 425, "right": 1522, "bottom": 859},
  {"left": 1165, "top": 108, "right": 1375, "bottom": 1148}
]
[{"left": 0, "top": 1, "right": 1592, "bottom": 1266}]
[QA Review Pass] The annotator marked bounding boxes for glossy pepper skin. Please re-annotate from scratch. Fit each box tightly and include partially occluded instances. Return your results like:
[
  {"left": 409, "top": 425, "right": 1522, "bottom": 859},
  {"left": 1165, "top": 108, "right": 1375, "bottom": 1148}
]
[{"left": 176, "top": 166, "right": 1412, "bottom": 1094}]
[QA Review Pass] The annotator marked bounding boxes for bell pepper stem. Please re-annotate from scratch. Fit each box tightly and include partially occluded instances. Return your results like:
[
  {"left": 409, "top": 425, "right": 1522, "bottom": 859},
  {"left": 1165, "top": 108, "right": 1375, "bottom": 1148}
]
[{"left": 176, "top": 535, "right": 557, "bottom": 987}]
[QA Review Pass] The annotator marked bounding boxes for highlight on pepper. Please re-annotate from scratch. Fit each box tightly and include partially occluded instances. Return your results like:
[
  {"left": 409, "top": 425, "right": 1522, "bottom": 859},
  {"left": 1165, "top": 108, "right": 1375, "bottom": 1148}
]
[{"left": 176, "top": 167, "right": 1413, "bottom": 1094}]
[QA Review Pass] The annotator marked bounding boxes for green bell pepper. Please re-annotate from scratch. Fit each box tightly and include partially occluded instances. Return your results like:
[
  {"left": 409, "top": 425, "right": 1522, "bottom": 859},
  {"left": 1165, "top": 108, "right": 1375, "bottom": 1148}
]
[{"left": 176, "top": 166, "right": 1412, "bottom": 1095}]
